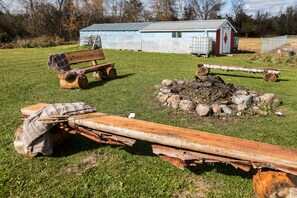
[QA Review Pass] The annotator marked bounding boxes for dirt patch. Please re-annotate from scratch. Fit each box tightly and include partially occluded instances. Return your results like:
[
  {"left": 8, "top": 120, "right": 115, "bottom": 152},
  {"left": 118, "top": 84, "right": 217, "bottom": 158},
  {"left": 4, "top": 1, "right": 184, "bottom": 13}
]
[
  {"left": 62, "top": 152, "right": 109, "bottom": 175},
  {"left": 171, "top": 175, "right": 218, "bottom": 198}
]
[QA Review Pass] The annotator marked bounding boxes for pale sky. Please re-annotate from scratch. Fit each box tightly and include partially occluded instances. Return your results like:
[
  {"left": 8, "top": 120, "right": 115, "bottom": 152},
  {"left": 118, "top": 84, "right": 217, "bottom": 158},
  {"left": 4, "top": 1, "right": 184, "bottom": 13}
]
[{"left": 3, "top": 0, "right": 297, "bottom": 16}]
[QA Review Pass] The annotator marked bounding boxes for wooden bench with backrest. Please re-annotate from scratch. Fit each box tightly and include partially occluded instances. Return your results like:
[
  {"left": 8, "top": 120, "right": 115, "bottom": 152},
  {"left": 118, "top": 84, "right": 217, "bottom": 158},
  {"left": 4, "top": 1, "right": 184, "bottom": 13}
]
[{"left": 49, "top": 49, "right": 117, "bottom": 89}]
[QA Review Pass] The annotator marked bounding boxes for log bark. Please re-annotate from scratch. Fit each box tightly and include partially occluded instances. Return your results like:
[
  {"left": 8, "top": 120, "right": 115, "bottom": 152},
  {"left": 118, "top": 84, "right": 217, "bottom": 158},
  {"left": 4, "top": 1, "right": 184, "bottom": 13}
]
[
  {"left": 196, "top": 67, "right": 210, "bottom": 76},
  {"left": 263, "top": 73, "right": 278, "bottom": 82},
  {"left": 93, "top": 67, "right": 117, "bottom": 80},
  {"left": 198, "top": 64, "right": 280, "bottom": 75},
  {"left": 253, "top": 170, "right": 297, "bottom": 198},
  {"left": 59, "top": 75, "right": 89, "bottom": 89}
]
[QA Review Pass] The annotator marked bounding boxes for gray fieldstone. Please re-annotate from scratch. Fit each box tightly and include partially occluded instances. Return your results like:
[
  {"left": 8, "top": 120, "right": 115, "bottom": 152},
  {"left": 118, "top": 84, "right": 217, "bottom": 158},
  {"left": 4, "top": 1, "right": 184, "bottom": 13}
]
[
  {"left": 260, "top": 93, "right": 276, "bottom": 103},
  {"left": 175, "top": 80, "right": 186, "bottom": 85},
  {"left": 232, "top": 94, "right": 252, "bottom": 107},
  {"left": 161, "top": 79, "right": 175, "bottom": 87},
  {"left": 158, "top": 94, "right": 169, "bottom": 103},
  {"left": 253, "top": 106, "right": 268, "bottom": 116},
  {"left": 196, "top": 104, "right": 211, "bottom": 116},
  {"left": 236, "top": 104, "right": 248, "bottom": 112},
  {"left": 160, "top": 87, "right": 171, "bottom": 94},
  {"left": 167, "top": 95, "right": 181, "bottom": 109},
  {"left": 220, "top": 105, "right": 233, "bottom": 115},
  {"left": 179, "top": 100, "right": 195, "bottom": 112}
]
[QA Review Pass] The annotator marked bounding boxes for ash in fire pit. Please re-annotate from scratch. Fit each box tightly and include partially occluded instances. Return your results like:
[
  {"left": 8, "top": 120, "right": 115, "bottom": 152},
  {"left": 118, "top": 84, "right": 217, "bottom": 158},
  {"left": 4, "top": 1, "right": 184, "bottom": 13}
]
[{"left": 155, "top": 75, "right": 281, "bottom": 117}]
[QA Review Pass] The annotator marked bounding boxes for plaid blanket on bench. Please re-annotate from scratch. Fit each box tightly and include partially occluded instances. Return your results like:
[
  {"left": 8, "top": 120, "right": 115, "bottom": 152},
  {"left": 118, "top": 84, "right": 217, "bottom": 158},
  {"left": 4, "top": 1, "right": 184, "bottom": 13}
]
[
  {"left": 14, "top": 103, "right": 97, "bottom": 157},
  {"left": 48, "top": 53, "right": 85, "bottom": 77}
]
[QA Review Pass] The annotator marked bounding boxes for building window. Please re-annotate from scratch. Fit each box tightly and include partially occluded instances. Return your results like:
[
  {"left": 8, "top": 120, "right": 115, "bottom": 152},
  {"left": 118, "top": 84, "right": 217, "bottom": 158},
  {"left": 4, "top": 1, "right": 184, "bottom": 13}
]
[{"left": 172, "top": 31, "right": 182, "bottom": 38}]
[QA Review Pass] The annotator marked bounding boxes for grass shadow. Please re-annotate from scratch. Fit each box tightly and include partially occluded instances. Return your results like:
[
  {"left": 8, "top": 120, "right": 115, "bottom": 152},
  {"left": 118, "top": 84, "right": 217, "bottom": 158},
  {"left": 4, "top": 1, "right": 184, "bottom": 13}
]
[
  {"left": 87, "top": 73, "right": 136, "bottom": 89},
  {"left": 236, "top": 50, "right": 257, "bottom": 54},
  {"left": 52, "top": 135, "right": 253, "bottom": 179},
  {"left": 123, "top": 140, "right": 154, "bottom": 157},
  {"left": 51, "top": 135, "right": 120, "bottom": 157},
  {"left": 123, "top": 141, "right": 252, "bottom": 179},
  {"left": 188, "top": 162, "right": 253, "bottom": 179}
]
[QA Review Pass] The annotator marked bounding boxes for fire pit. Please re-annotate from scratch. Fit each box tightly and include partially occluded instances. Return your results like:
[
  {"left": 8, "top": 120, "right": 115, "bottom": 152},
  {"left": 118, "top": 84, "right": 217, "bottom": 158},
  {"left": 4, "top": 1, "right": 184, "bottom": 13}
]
[{"left": 155, "top": 75, "right": 281, "bottom": 117}]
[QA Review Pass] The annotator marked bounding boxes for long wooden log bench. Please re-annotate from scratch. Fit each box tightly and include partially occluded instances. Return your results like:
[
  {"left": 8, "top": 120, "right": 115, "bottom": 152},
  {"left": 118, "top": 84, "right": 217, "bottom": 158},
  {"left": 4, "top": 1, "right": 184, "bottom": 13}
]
[
  {"left": 51, "top": 49, "right": 117, "bottom": 89},
  {"left": 19, "top": 103, "right": 297, "bottom": 197},
  {"left": 197, "top": 63, "right": 281, "bottom": 82}
]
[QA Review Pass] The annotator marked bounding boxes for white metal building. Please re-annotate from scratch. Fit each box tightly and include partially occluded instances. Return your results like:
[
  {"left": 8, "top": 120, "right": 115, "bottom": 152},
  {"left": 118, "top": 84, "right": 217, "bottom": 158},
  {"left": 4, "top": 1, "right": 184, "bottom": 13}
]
[
  {"left": 80, "top": 22, "right": 153, "bottom": 51},
  {"left": 80, "top": 19, "right": 237, "bottom": 55}
]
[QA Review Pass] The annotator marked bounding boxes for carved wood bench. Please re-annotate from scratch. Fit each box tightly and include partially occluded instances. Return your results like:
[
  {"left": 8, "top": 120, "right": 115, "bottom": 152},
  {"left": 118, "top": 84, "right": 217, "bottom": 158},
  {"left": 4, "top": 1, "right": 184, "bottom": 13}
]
[{"left": 49, "top": 49, "right": 117, "bottom": 89}]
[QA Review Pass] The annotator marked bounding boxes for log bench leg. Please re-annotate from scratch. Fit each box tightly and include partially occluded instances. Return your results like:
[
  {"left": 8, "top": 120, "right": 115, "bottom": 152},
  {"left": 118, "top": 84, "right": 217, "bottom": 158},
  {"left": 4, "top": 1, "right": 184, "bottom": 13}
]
[
  {"left": 93, "top": 67, "right": 117, "bottom": 80},
  {"left": 59, "top": 74, "right": 89, "bottom": 89},
  {"left": 253, "top": 170, "right": 297, "bottom": 198},
  {"left": 196, "top": 66, "right": 210, "bottom": 76},
  {"left": 263, "top": 73, "right": 278, "bottom": 82}
]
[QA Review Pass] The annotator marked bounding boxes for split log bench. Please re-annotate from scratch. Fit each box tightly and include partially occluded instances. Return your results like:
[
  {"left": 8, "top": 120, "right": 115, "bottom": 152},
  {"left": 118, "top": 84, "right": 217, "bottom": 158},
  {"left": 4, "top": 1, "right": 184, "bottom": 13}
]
[
  {"left": 49, "top": 49, "right": 117, "bottom": 89},
  {"left": 17, "top": 103, "right": 297, "bottom": 197},
  {"left": 197, "top": 63, "right": 281, "bottom": 82}
]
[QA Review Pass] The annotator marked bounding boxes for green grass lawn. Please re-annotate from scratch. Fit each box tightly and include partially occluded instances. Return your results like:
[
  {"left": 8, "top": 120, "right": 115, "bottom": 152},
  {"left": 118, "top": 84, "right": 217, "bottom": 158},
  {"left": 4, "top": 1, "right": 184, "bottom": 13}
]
[{"left": 1, "top": 45, "right": 297, "bottom": 197}]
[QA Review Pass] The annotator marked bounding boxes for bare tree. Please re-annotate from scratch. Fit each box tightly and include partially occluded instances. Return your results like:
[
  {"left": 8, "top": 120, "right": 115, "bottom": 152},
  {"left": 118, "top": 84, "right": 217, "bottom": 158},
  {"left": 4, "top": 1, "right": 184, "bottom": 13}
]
[
  {"left": 122, "top": 0, "right": 144, "bottom": 22},
  {"left": 81, "top": 0, "right": 105, "bottom": 26},
  {"left": 231, "top": 0, "right": 244, "bottom": 17},
  {"left": 0, "top": 0, "right": 5, "bottom": 12},
  {"left": 150, "top": 0, "right": 178, "bottom": 21},
  {"left": 191, "top": 0, "right": 225, "bottom": 20}
]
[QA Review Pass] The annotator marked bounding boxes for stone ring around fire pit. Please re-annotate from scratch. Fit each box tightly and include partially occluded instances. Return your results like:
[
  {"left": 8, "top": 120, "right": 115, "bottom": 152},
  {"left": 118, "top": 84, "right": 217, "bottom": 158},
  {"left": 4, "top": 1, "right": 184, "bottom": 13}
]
[{"left": 155, "top": 75, "right": 282, "bottom": 117}]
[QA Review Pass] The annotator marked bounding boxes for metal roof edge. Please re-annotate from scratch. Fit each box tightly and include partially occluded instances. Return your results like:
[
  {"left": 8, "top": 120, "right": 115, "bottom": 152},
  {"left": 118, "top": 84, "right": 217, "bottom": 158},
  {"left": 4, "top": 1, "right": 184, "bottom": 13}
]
[
  {"left": 140, "top": 29, "right": 218, "bottom": 32},
  {"left": 219, "top": 19, "right": 238, "bottom": 33}
]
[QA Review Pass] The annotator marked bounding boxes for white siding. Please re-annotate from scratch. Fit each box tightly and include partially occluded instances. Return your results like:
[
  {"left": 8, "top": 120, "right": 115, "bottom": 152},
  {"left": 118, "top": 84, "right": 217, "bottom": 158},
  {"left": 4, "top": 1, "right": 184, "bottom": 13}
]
[
  {"left": 141, "top": 31, "right": 217, "bottom": 54},
  {"left": 80, "top": 31, "right": 142, "bottom": 51}
]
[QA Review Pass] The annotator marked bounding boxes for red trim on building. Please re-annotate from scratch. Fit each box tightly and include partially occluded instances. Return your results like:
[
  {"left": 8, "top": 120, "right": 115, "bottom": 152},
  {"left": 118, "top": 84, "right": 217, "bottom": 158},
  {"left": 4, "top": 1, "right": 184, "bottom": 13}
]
[
  {"left": 230, "top": 30, "right": 235, "bottom": 53},
  {"left": 216, "top": 29, "right": 220, "bottom": 56}
]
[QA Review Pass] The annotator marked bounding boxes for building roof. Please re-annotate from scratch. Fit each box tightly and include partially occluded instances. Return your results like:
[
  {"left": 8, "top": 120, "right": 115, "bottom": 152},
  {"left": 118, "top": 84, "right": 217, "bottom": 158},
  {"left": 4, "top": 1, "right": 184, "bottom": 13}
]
[
  {"left": 141, "top": 19, "right": 236, "bottom": 32},
  {"left": 80, "top": 22, "right": 153, "bottom": 31},
  {"left": 80, "top": 19, "right": 237, "bottom": 32}
]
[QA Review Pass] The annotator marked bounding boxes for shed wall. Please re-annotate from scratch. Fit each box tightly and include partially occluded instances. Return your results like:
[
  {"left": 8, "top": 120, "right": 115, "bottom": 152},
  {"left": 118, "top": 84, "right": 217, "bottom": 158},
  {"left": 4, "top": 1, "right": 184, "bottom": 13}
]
[
  {"left": 141, "top": 31, "right": 217, "bottom": 54},
  {"left": 80, "top": 31, "right": 142, "bottom": 50}
]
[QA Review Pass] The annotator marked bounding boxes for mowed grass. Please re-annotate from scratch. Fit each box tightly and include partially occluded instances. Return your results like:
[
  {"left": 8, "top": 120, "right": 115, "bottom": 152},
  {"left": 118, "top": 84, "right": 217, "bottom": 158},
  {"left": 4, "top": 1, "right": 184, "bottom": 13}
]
[{"left": 1, "top": 45, "right": 297, "bottom": 197}]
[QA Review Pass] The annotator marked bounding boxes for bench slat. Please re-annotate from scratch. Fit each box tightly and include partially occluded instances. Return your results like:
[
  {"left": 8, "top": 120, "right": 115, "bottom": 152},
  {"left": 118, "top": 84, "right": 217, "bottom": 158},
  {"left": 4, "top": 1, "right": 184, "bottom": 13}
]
[
  {"left": 64, "top": 49, "right": 105, "bottom": 64},
  {"left": 81, "top": 62, "right": 114, "bottom": 73}
]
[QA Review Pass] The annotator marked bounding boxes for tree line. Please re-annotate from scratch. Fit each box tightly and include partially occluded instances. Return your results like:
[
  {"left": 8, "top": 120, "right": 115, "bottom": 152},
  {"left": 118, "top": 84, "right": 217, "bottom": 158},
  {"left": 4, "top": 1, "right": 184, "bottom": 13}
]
[{"left": 0, "top": 0, "right": 297, "bottom": 43}]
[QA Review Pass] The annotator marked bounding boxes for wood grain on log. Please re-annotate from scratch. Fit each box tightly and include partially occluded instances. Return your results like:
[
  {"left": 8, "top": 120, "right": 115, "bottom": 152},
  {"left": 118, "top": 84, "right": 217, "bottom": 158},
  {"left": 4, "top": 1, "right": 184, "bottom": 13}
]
[
  {"left": 59, "top": 75, "right": 89, "bottom": 89},
  {"left": 96, "top": 67, "right": 117, "bottom": 79},
  {"left": 64, "top": 49, "right": 105, "bottom": 64},
  {"left": 69, "top": 112, "right": 297, "bottom": 175},
  {"left": 196, "top": 67, "right": 210, "bottom": 76},
  {"left": 253, "top": 170, "right": 297, "bottom": 198},
  {"left": 82, "top": 62, "right": 114, "bottom": 74}
]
